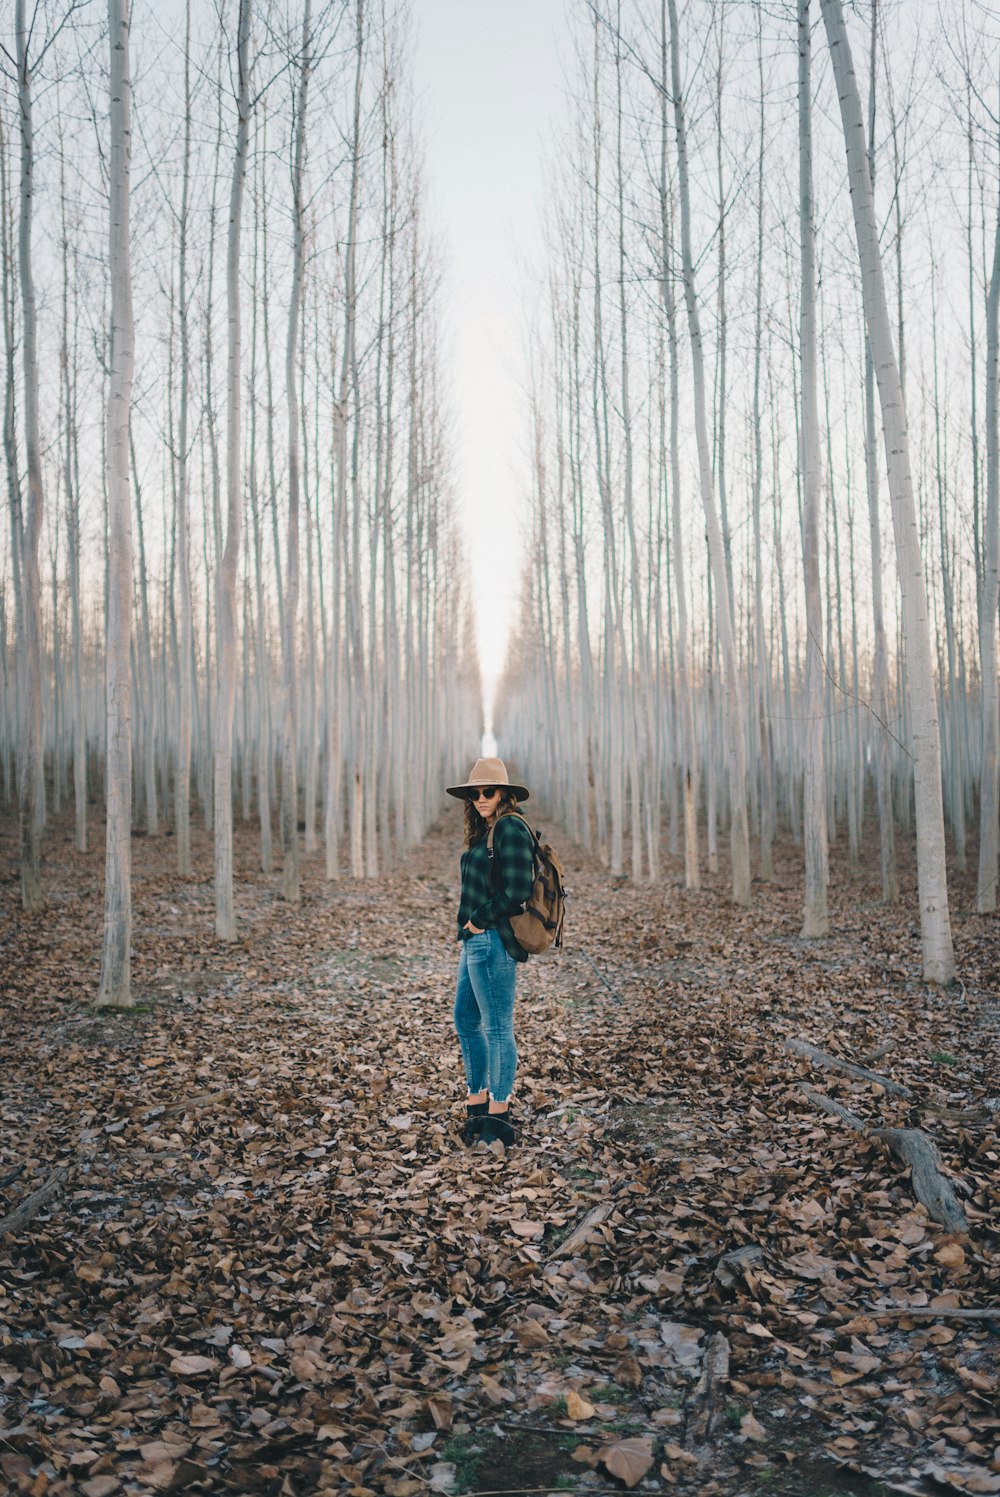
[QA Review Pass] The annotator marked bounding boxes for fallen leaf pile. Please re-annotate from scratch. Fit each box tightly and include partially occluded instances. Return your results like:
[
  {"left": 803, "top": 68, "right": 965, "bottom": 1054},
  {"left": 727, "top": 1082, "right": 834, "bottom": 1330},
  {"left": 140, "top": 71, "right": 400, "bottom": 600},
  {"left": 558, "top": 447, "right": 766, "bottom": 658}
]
[{"left": 0, "top": 804, "right": 997, "bottom": 1496}]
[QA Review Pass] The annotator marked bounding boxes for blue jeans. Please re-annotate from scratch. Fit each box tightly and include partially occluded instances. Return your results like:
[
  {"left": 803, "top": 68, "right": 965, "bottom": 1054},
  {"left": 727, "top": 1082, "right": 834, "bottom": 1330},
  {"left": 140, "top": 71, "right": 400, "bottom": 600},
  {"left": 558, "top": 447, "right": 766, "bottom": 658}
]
[{"left": 454, "top": 929, "right": 518, "bottom": 1103}]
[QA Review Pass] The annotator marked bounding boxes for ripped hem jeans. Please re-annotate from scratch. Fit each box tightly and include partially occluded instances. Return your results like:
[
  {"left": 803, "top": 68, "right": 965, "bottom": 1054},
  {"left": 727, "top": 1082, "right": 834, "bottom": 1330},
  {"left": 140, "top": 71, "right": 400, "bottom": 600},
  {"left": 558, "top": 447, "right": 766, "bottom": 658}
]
[{"left": 453, "top": 928, "right": 518, "bottom": 1104}]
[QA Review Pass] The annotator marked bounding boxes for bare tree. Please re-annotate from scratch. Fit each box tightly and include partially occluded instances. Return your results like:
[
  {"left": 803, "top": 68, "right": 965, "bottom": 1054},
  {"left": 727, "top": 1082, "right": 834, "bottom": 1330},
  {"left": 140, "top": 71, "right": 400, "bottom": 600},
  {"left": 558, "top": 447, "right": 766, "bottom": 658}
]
[
  {"left": 97, "top": 0, "right": 135, "bottom": 1007},
  {"left": 214, "top": 0, "right": 252, "bottom": 940},
  {"left": 798, "top": 0, "right": 829, "bottom": 937},
  {"left": 13, "top": 0, "right": 46, "bottom": 912},
  {"left": 977, "top": 140, "right": 1000, "bottom": 913},
  {"left": 666, "top": 0, "right": 750, "bottom": 907},
  {"left": 819, "top": 0, "right": 954, "bottom": 984},
  {"left": 280, "top": 0, "right": 312, "bottom": 904},
  {"left": 175, "top": 0, "right": 194, "bottom": 876}
]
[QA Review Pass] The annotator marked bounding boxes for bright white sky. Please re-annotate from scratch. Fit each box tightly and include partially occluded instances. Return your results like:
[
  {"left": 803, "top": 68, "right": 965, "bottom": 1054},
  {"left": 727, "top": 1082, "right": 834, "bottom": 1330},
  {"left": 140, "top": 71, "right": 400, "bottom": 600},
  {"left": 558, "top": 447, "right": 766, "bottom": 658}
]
[{"left": 411, "top": 0, "right": 573, "bottom": 739}]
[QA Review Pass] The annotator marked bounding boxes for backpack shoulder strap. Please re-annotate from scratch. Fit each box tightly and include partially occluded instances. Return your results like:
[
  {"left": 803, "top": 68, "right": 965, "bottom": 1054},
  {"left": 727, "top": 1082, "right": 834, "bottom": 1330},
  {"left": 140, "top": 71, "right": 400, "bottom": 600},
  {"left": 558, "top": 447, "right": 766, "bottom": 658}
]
[
  {"left": 486, "top": 813, "right": 537, "bottom": 872},
  {"left": 488, "top": 812, "right": 536, "bottom": 849}
]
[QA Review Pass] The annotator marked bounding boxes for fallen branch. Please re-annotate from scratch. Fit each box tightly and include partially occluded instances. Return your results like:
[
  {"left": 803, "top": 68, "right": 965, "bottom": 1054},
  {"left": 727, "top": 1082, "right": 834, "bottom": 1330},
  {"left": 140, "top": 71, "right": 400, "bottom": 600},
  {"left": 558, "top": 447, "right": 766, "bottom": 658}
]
[
  {"left": 918, "top": 1100, "right": 998, "bottom": 1127},
  {"left": 685, "top": 1330, "right": 730, "bottom": 1445},
  {"left": 0, "top": 1168, "right": 69, "bottom": 1236},
  {"left": 549, "top": 1201, "right": 613, "bottom": 1258},
  {"left": 800, "top": 1083, "right": 866, "bottom": 1132},
  {"left": 0, "top": 1164, "right": 26, "bottom": 1192},
  {"left": 799, "top": 1085, "right": 968, "bottom": 1232},
  {"left": 866, "top": 1305, "right": 999, "bottom": 1321},
  {"left": 786, "top": 1038, "right": 913, "bottom": 1099}
]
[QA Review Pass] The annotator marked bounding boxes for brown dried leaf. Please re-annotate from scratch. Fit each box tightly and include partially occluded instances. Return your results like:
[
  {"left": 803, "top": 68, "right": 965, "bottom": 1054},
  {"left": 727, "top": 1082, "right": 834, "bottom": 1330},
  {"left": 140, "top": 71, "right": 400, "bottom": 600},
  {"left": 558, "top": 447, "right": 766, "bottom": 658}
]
[
  {"left": 565, "top": 1389, "right": 596, "bottom": 1420},
  {"left": 597, "top": 1436, "right": 655, "bottom": 1489},
  {"left": 740, "top": 1411, "right": 767, "bottom": 1442},
  {"left": 168, "top": 1355, "right": 216, "bottom": 1377}
]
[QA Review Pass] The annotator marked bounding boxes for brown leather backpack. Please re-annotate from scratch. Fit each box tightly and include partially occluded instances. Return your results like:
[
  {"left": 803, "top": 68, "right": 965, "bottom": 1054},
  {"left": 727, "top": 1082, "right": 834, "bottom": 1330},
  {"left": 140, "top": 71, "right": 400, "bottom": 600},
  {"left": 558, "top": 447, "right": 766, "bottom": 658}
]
[{"left": 486, "top": 813, "right": 566, "bottom": 955}]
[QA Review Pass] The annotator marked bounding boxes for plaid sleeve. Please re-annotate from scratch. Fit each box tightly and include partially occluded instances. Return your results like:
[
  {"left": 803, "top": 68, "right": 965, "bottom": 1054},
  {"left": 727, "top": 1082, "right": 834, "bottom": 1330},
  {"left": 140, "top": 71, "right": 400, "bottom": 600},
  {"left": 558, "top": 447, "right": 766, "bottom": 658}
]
[{"left": 472, "top": 817, "right": 535, "bottom": 927}]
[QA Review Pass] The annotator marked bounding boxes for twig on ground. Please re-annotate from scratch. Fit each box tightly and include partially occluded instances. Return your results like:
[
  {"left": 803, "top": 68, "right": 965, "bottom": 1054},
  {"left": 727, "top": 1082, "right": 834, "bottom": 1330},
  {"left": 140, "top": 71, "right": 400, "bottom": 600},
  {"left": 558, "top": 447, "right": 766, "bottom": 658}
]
[
  {"left": 863, "top": 1039, "right": 896, "bottom": 1065},
  {"left": 575, "top": 948, "right": 624, "bottom": 1005}
]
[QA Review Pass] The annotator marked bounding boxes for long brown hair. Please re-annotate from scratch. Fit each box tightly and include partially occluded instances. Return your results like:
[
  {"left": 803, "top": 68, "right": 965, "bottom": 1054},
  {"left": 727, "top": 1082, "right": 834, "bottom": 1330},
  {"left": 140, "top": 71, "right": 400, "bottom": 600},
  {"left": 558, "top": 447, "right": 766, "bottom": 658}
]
[{"left": 463, "top": 789, "right": 521, "bottom": 848}]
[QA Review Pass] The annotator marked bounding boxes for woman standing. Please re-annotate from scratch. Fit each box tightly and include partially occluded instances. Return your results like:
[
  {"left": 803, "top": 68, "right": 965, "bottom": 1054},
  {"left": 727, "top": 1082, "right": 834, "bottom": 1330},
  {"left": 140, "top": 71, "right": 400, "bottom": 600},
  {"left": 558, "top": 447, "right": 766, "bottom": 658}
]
[{"left": 447, "top": 757, "right": 535, "bottom": 1149}]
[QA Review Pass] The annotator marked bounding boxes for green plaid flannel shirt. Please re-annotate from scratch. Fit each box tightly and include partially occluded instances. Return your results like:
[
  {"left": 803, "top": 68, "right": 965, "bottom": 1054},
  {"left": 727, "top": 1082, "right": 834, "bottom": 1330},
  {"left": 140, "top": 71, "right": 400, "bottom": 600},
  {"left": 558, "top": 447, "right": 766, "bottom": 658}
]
[{"left": 456, "top": 813, "right": 536, "bottom": 962}]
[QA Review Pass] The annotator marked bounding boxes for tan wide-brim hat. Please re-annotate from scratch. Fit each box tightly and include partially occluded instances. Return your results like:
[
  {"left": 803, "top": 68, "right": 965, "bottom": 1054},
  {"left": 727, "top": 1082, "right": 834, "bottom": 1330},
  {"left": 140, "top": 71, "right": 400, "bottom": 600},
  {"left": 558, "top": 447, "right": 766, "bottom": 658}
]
[{"left": 446, "top": 757, "right": 529, "bottom": 802}]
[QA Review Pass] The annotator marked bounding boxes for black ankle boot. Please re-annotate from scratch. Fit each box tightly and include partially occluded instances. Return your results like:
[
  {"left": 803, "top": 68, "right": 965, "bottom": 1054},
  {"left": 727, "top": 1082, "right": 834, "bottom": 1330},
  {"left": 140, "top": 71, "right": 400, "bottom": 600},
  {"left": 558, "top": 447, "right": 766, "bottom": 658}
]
[
  {"left": 478, "top": 1111, "right": 515, "bottom": 1149},
  {"left": 462, "top": 1101, "right": 489, "bottom": 1145}
]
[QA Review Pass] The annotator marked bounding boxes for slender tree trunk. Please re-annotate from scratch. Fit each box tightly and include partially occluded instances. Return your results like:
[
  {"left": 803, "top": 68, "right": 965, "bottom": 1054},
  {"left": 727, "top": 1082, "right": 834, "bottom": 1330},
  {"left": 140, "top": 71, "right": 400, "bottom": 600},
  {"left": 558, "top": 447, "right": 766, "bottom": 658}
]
[
  {"left": 610, "top": 7, "right": 646, "bottom": 882},
  {"left": 1, "top": 104, "right": 24, "bottom": 828},
  {"left": 129, "top": 432, "right": 158, "bottom": 836},
  {"left": 752, "top": 6, "right": 774, "bottom": 880},
  {"left": 820, "top": 0, "right": 954, "bottom": 983},
  {"left": 97, "top": 0, "right": 135, "bottom": 1007},
  {"left": 977, "top": 133, "right": 1000, "bottom": 912},
  {"left": 864, "top": 0, "right": 896, "bottom": 901},
  {"left": 14, "top": 0, "right": 45, "bottom": 912},
  {"left": 667, "top": 0, "right": 750, "bottom": 905},
  {"left": 58, "top": 128, "right": 86, "bottom": 854},
  {"left": 658, "top": 0, "right": 697, "bottom": 888},
  {"left": 214, "top": 0, "right": 252, "bottom": 940},
  {"left": 326, "top": 0, "right": 363, "bottom": 880},
  {"left": 175, "top": 0, "right": 194, "bottom": 874},
  {"left": 799, "top": 0, "right": 829, "bottom": 936},
  {"left": 281, "top": 0, "right": 311, "bottom": 903}
]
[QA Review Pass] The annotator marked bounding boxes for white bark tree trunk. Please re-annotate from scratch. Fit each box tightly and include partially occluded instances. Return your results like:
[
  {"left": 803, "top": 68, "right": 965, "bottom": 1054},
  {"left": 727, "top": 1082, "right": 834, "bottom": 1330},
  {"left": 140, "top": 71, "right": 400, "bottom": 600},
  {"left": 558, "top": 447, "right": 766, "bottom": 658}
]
[
  {"left": 281, "top": 0, "right": 310, "bottom": 904},
  {"left": 97, "top": 0, "right": 135, "bottom": 1008},
  {"left": 820, "top": 0, "right": 954, "bottom": 983},
  {"left": 176, "top": 0, "right": 194, "bottom": 876},
  {"left": 326, "top": 0, "right": 363, "bottom": 881},
  {"left": 798, "top": 0, "right": 829, "bottom": 937},
  {"left": 58, "top": 128, "right": 86, "bottom": 854},
  {"left": 14, "top": 0, "right": 45, "bottom": 913},
  {"left": 977, "top": 156, "right": 1000, "bottom": 912},
  {"left": 667, "top": 0, "right": 750, "bottom": 906},
  {"left": 659, "top": 0, "right": 698, "bottom": 889},
  {"left": 214, "top": 0, "right": 252, "bottom": 940}
]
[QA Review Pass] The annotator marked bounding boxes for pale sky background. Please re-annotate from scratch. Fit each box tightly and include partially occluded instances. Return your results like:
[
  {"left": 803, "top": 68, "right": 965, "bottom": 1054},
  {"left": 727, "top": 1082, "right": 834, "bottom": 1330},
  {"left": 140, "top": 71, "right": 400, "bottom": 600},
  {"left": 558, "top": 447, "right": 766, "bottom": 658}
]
[{"left": 411, "top": 1, "right": 574, "bottom": 742}]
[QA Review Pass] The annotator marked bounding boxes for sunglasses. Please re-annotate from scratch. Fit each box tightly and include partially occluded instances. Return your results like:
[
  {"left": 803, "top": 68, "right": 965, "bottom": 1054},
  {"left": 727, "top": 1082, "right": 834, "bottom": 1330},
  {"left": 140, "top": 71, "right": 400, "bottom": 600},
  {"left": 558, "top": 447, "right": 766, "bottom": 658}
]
[{"left": 468, "top": 787, "right": 500, "bottom": 802}]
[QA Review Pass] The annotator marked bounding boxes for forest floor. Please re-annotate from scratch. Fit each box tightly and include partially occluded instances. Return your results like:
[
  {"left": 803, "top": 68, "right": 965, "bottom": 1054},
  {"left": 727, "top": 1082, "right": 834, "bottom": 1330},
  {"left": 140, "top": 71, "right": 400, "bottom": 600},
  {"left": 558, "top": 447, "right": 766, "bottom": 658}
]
[{"left": 0, "top": 797, "right": 997, "bottom": 1497}]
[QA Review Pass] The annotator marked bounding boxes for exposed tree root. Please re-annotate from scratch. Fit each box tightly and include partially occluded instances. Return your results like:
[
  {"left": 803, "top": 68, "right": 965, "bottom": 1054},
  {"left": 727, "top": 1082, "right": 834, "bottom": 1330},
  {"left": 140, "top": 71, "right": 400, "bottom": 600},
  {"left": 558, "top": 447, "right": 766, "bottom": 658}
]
[{"left": 799, "top": 1083, "right": 968, "bottom": 1231}]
